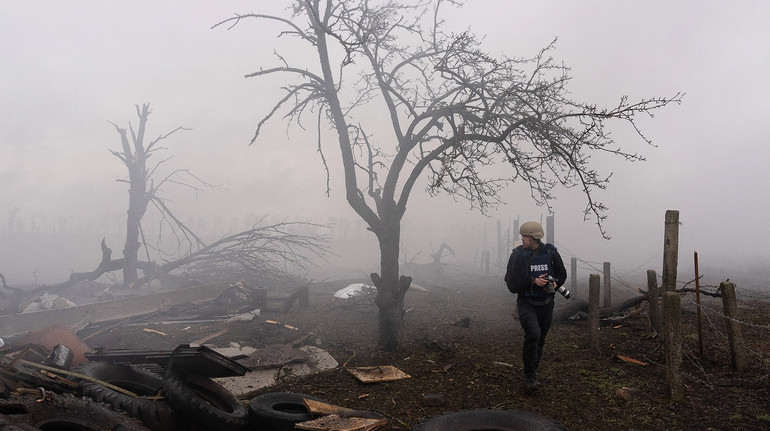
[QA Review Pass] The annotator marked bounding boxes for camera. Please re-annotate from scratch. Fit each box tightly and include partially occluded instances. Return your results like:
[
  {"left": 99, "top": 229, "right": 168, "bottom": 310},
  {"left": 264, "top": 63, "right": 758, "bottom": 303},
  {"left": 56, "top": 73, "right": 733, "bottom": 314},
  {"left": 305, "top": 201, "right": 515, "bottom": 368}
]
[{"left": 547, "top": 276, "right": 571, "bottom": 299}]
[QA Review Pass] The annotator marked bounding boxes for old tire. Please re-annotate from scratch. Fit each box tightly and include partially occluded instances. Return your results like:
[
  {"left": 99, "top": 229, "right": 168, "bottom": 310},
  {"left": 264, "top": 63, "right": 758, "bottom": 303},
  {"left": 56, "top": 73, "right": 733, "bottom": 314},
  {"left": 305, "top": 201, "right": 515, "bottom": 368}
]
[
  {"left": 248, "top": 392, "right": 327, "bottom": 431},
  {"left": 0, "top": 413, "right": 39, "bottom": 431},
  {"left": 413, "top": 409, "right": 567, "bottom": 431},
  {"left": 162, "top": 369, "right": 248, "bottom": 431},
  {"left": 72, "top": 361, "right": 182, "bottom": 431},
  {"left": 5, "top": 393, "right": 150, "bottom": 431}
]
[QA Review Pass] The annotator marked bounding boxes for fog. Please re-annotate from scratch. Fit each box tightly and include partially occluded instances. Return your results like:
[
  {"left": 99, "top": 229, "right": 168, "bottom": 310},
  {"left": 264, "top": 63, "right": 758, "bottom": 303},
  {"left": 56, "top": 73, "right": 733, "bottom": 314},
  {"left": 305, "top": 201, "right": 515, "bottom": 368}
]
[{"left": 2, "top": 1, "right": 769, "bottom": 293}]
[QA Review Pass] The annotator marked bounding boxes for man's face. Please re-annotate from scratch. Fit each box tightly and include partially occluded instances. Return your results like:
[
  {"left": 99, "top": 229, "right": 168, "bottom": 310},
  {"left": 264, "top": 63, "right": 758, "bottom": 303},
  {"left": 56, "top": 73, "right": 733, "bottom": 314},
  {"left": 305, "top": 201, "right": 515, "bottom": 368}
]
[{"left": 521, "top": 235, "right": 538, "bottom": 250}]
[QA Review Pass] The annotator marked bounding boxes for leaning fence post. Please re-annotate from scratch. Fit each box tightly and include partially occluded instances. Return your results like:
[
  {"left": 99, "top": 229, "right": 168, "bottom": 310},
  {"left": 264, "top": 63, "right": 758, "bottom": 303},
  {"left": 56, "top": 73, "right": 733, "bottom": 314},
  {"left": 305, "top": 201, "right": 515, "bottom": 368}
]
[
  {"left": 647, "top": 270, "right": 660, "bottom": 335},
  {"left": 663, "top": 291, "right": 683, "bottom": 403},
  {"left": 719, "top": 281, "right": 746, "bottom": 373},
  {"left": 603, "top": 262, "right": 611, "bottom": 308},
  {"left": 588, "top": 274, "right": 601, "bottom": 352}
]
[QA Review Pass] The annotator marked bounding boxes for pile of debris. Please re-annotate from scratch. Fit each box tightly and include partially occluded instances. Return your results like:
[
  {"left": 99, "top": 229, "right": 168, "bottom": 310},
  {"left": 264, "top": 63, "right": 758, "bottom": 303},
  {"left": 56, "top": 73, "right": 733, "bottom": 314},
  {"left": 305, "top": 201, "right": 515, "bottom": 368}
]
[
  {"left": 0, "top": 326, "right": 388, "bottom": 431},
  {"left": 0, "top": 278, "right": 390, "bottom": 431}
]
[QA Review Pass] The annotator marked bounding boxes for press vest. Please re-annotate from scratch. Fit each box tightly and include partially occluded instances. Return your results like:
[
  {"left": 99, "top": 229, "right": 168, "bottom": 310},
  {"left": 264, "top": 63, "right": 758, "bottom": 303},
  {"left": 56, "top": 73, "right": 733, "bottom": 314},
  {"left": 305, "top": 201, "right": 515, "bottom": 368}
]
[{"left": 523, "top": 245, "right": 554, "bottom": 298}]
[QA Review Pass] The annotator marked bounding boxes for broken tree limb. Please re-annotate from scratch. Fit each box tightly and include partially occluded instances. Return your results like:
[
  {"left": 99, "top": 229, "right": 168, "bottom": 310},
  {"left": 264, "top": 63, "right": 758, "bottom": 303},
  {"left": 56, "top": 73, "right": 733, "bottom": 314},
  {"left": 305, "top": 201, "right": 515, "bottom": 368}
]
[
  {"left": 51, "top": 239, "right": 125, "bottom": 290},
  {"left": 553, "top": 300, "right": 588, "bottom": 323},
  {"left": 553, "top": 294, "right": 648, "bottom": 323},
  {"left": 35, "top": 220, "right": 329, "bottom": 293}
]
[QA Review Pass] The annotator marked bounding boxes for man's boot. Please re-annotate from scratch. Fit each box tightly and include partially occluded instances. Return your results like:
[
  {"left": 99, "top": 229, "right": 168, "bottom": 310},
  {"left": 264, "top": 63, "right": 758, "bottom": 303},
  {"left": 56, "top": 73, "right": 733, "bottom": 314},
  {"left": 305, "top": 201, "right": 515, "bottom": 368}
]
[{"left": 524, "top": 370, "right": 538, "bottom": 392}]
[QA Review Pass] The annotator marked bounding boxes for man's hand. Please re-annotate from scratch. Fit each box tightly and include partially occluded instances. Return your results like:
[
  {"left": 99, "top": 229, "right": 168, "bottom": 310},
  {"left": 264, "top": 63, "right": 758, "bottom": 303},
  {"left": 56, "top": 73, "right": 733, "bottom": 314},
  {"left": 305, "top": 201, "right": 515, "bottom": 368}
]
[{"left": 533, "top": 274, "right": 548, "bottom": 287}]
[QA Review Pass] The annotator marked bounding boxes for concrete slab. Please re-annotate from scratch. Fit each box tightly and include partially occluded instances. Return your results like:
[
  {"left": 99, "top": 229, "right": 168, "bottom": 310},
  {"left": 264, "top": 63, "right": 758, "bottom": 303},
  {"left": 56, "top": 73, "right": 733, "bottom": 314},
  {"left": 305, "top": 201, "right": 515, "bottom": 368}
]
[
  {"left": 0, "top": 282, "right": 229, "bottom": 338},
  {"left": 213, "top": 345, "right": 338, "bottom": 399}
]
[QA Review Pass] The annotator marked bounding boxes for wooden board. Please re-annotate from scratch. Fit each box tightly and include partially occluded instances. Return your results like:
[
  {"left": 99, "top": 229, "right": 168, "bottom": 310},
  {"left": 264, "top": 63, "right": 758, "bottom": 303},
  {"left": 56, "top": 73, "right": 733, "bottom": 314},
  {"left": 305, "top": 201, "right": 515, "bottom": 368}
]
[
  {"left": 304, "top": 399, "right": 356, "bottom": 415},
  {"left": 296, "top": 414, "right": 388, "bottom": 431},
  {"left": 346, "top": 365, "right": 410, "bottom": 383}
]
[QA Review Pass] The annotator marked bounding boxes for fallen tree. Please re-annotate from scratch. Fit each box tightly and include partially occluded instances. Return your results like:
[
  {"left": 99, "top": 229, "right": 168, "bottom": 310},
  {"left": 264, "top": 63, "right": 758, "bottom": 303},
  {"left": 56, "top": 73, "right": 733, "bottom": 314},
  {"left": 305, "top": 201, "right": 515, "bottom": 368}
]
[
  {"left": 553, "top": 295, "right": 647, "bottom": 323},
  {"left": 47, "top": 220, "right": 329, "bottom": 290},
  {"left": 553, "top": 281, "right": 723, "bottom": 323},
  {"left": 1, "top": 105, "right": 330, "bottom": 309}
]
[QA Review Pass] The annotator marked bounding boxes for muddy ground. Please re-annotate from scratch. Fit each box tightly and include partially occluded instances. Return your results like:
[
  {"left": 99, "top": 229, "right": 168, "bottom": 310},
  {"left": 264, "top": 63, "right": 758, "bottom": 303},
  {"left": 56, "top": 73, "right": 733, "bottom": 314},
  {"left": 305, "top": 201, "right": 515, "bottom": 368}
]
[{"left": 79, "top": 268, "right": 770, "bottom": 431}]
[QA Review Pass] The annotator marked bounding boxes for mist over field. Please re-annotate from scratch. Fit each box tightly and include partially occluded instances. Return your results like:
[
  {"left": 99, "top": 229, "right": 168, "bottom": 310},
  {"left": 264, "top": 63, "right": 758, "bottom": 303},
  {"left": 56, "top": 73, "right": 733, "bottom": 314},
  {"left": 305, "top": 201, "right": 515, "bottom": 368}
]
[{"left": 2, "top": 1, "right": 769, "bottom": 295}]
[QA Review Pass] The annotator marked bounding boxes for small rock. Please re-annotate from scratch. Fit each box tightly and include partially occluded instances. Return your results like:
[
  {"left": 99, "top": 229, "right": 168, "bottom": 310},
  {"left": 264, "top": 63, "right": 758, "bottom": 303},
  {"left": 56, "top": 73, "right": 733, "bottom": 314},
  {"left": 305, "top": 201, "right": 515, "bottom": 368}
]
[
  {"left": 422, "top": 393, "right": 444, "bottom": 406},
  {"left": 615, "top": 386, "right": 640, "bottom": 401}
]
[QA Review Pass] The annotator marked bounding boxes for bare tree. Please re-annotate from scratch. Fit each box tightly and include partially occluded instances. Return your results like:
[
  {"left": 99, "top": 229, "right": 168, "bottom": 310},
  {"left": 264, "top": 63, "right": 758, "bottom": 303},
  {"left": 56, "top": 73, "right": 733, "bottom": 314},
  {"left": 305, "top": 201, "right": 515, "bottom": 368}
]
[
  {"left": 109, "top": 103, "right": 193, "bottom": 286},
  {"left": 215, "top": 0, "right": 682, "bottom": 350},
  {"left": 32, "top": 104, "right": 329, "bottom": 295}
]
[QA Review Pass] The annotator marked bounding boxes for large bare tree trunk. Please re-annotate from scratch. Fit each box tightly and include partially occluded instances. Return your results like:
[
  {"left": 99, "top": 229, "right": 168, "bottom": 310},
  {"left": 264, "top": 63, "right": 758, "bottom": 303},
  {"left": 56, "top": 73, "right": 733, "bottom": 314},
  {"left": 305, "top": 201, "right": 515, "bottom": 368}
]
[
  {"left": 123, "top": 171, "right": 148, "bottom": 286},
  {"left": 115, "top": 104, "right": 152, "bottom": 287},
  {"left": 370, "top": 216, "right": 411, "bottom": 351}
]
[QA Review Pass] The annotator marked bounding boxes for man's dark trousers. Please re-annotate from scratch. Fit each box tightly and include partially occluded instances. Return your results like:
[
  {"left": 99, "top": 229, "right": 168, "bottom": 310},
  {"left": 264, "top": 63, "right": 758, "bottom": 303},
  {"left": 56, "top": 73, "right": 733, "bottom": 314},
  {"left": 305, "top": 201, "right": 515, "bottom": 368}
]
[{"left": 517, "top": 298, "right": 555, "bottom": 376}]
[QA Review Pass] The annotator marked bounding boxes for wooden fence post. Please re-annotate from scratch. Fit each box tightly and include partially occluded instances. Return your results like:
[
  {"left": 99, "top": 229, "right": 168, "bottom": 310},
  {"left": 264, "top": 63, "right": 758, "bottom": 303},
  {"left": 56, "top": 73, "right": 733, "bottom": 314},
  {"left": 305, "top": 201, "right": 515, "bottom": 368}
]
[
  {"left": 662, "top": 210, "right": 680, "bottom": 292},
  {"left": 603, "top": 262, "right": 611, "bottom": 308},
  {"left": 663, "top": 291, "right": 683, "bottom": 403},
  {"left": 513, "top": 219, "right": 519, "bottom": 245},
  {"left": 546, "top": 214, "right": 554, "bottom": 245},
  {"left": 570, "top": 257, "right": 577, "bottom": 294},
  {"left": 588, "top": 274, "right": 601, "bottom": 352},
  {"left": 719, "top": 281, "right": 746, "bottom": 373},
  {"left": 496, "top": 219, "right": 503, "bottom": 268},
  {"left": 647, "top": 270, "right": 660, "bottom": 335}
]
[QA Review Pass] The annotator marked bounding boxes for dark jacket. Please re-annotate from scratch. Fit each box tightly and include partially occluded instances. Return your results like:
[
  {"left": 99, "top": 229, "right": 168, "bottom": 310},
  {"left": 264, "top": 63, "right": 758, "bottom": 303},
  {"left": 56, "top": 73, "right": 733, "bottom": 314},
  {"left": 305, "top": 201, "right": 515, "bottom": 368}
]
[{"left": 504, "top": 242, "right": 567, "bottom": 297}]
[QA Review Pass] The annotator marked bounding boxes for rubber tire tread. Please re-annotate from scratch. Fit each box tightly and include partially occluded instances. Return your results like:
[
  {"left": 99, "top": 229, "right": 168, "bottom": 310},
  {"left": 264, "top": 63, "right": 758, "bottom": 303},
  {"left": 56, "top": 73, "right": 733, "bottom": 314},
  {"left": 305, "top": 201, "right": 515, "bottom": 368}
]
[
  {"left": 7, "top": 393, "right": 150, "bottom": 431},
  {"left": 161, "top": 369, "right": 248, "bottom": 431},
  {"left": 0, "top": 413, "right": 39, "bottom": 431},
  {"left": 412, "top": 409, "right": 567, "bottom": 431},
  {"left": 72, "top": 361, "right": 181, "bottom": 431},
  {"left": 248, "top": 392, "right": 328, "bottom": 431}
]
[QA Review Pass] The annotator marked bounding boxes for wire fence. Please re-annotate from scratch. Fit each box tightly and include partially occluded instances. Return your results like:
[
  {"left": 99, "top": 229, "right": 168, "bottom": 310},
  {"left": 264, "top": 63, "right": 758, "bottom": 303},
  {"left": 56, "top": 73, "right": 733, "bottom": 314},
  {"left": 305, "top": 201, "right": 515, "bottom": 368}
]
[{"left": 551, "top": 240, "right": 770, "bottom": 368}]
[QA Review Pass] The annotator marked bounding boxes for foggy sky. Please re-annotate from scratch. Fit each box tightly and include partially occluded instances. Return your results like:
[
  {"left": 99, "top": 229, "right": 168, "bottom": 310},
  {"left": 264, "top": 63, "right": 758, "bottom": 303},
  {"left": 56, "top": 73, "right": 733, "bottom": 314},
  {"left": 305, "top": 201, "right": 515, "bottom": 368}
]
[{"left": 2, "top": 1, "right": 769, "bottom": 287}]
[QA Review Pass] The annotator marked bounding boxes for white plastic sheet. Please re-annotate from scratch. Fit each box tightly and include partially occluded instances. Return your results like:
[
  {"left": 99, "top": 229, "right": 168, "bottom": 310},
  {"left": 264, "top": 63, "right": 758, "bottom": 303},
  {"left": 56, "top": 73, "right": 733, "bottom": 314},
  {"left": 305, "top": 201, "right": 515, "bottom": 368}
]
[{"left": 333, "top": 283, "right": 375, "bottom": 299}]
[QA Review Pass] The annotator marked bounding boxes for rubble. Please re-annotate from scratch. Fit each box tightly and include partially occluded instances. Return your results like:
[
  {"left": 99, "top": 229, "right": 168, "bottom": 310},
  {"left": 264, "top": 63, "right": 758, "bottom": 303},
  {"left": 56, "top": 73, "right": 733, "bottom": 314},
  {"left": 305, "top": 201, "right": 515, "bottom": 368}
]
[{"left": 0, "top": 281, "right": 375, "bottom": 430}]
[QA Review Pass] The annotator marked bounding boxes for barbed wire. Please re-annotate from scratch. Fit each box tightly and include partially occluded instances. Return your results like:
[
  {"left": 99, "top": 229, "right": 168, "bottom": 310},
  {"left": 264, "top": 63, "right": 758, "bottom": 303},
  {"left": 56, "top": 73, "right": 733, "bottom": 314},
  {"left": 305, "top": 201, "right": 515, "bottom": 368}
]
[
  {"left": 681, "top": 296, "right": 770, "bottom": 331},
  {"left": 684, "top": 297, "right": 769, "bottom": 362},
  {"left": 553, "top": 240, "right": 770, "bottom": 301}
]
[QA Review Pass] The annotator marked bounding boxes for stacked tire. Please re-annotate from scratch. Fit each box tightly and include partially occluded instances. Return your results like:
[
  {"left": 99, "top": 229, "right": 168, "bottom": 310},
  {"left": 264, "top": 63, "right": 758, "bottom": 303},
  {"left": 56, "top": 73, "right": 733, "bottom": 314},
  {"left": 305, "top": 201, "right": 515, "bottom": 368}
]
[
  {"left": 0, "top": 393, "right": 151, "bottom": 431},
  {"left": 71, "top": 362, "right": 371, "bottom": 431},
  {"left": 73, "top": 362, "right": 181, "bottom": 431},
  {"left": 73, "top": 362, "right": 249, "bottom": 431},
  {"left": 413, "top": 409, "right": 567, "bottom": 431},
  {"left": 248, "top": 392, "right": 327, "bottom": 431}
]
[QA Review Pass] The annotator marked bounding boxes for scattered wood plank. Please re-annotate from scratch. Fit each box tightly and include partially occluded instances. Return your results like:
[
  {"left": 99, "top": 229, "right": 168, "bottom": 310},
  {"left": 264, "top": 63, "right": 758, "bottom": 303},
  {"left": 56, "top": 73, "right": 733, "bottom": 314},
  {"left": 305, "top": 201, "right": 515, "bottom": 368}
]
[
  {"left": 142, "top": 328, "right": 167, "bottom": 336},
  {"left": 265, "top": 320, "right": 299, "bottom": 330},
  {"left": 346, "top": 366, "right": 410, "bottom": 383},
  {"left": 296, "top": 414, "right": 388, "bottom": 431},
  {"left": 305, "top": 399, "right": 357, "bottom": 416},
  {"left": 615, "top": 355, "right": 647, "bottom": 366},
  {"left": 194, "top": 328, "right": 228, "bottom": 345},
  {"left": 304, "top": 399, "right": 383, "bottom": 419}
]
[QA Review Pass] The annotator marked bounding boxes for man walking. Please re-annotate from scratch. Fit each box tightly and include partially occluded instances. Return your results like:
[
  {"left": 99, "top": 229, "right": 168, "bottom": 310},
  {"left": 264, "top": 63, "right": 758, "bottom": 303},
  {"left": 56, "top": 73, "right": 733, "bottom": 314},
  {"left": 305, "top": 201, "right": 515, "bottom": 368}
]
[{"left": 504, "top": 221, "right": 568, "bottom": 392}]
